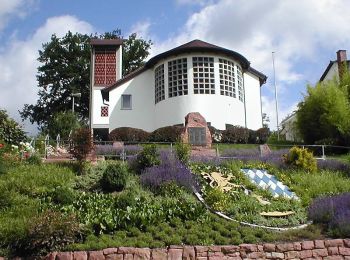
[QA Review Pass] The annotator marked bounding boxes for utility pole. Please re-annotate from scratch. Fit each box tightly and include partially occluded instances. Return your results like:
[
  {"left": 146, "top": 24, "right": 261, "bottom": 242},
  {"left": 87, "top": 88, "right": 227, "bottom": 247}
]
[
  {"left": 71, "top": 93, "right": 81, "bottom": 113},
  {"left": 272, "top": 52, "right": 280, "bottom": 141}
]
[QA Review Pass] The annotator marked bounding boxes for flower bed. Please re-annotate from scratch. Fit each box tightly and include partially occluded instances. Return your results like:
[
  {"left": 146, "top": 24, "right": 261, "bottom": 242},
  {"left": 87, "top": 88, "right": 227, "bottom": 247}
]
[{"left": 191, "top": 162, "right": 308, "bottom": 228}]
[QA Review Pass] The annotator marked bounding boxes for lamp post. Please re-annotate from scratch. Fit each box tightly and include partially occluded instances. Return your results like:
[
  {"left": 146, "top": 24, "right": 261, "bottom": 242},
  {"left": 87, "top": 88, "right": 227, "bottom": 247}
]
[{"left": 71, "top": 93, "right": 81, "bottom": 113}]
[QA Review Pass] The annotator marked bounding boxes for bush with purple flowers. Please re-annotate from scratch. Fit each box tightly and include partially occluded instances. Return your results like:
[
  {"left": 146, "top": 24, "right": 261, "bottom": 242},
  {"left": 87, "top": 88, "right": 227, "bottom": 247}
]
[
  {"left": 140, "top": 151, "right": 199, "bottom": 193},
  {"left": 308, "top": 193, "right": 350, "bottom": 237},
  {"left": 317, "top": 159, "right": 350, "bottom": 175},
  {"left": 95, "top": 144, "right": 142, "bottom": 158}
]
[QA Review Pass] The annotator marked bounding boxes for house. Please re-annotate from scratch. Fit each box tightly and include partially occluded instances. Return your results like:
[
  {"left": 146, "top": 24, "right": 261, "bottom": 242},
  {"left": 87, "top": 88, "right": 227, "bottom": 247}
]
[
  {"left": 89, "top": 39, "right": 267, "bottom": 140},
  {"left": 280, "top": 50, "right": 348, "bottom": 142}
]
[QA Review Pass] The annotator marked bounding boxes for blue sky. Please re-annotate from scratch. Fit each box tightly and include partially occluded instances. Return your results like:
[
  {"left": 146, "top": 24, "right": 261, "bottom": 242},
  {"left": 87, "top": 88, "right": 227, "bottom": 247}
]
[{"left": 0, "top": 0, "right": 349, "bottom": 134}]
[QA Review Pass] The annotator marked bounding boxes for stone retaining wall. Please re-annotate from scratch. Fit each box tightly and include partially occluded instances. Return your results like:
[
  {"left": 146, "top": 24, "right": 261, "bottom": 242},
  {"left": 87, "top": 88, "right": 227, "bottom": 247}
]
[{"left": 1, "top": 239, "right": 350, "bottom": 259}]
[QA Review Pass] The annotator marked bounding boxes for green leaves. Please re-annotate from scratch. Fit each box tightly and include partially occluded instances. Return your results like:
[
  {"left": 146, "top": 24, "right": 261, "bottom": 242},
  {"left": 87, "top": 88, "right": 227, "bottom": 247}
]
[
  {"left": 296, "top": 75, "right": 350, "bottom": 145},
  {"left": 0, "top": 109, "right": 27, "bottom": 145},
  {"left": 20, "top": 30, "right": 152, "bottom": 130}
]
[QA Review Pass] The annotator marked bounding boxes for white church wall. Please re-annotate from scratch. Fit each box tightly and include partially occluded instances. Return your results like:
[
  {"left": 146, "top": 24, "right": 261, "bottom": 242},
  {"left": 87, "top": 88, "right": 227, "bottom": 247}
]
[
  {"left": 108, "top": 70, "right": 155, "bottom": 132},
  {"left": 244, "top": 72, "right": 263, "bottom": 130},
  {"left": 91, "top": 88, "right": 109, "bottom": 126},
  {"left": 106, "top": 52, "right": 262, "bottom": 132}
]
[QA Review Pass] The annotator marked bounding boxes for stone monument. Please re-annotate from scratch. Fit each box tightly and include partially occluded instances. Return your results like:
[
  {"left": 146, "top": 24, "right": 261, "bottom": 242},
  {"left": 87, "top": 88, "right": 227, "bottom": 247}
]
[{"left": 181, "top": 112, "right": 212, "bottom": 148}]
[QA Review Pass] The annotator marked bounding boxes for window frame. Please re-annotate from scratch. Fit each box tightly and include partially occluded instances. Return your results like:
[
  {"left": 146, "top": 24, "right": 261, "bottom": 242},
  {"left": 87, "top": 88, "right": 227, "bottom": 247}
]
[{"left": 121, "top": 94, "right": 132, "bottom": 110}]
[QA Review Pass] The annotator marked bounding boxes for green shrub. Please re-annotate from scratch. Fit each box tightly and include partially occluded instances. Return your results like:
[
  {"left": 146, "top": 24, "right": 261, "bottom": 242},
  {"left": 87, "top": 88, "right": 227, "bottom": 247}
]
[
  {"left": 221, "top": 126, "right": 249, "bottom": 144},
  {"left": 71, "top": 128, "right": 93, "bottom": 162},
  {"left": 283, "top": 146, "right": 317, "bottom": 173},
  {"left": 26, "top": 154, "right": 42, "bottom": 165},
  {"left": 109, "top": 127, "right": 150, "bottom": 142},
  {"left": 0, "top": 109, "right": 27, "bottom": 145},
  {"left": 149, "top": 126, "right": 183, "bottom": 142},
  {"left": 51, "top": 186, "right": 76, "bottom": 205},
  {"left": 136, "top": 144, "right": 160, "bottom": 172},
  {"left": 101, "top": 163, "right": 129, "bottom": 192},
  {"left": 175, "top": 142, "right": 191, "bottom": 165},
  {"left": 15, "top": 210, "right": 80, "bottom": 256},
  {"left": 204, "top": 187, "right": 229, "bottom": 212},
  {"left": 256, "top": 127, "right": 270, "bottom": 144}
]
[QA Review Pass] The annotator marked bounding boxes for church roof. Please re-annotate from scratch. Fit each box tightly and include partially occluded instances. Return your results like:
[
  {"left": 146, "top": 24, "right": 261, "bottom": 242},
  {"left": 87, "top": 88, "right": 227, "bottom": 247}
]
[
  {"left": 102, "top": 39, "right": 266, "bottom": 96},
  {"left": 146, "top": 39, "right": 250, "bottom": 69}
]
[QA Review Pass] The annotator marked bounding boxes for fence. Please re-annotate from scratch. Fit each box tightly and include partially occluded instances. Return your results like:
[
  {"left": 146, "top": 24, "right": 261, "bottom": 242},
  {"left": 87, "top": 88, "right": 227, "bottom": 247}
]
[
  {"left": 26, "top": 136, "right": 350, "bottom": 161},
  {"left": 93, "top": 141, "right": 350, "bottom": 161}
]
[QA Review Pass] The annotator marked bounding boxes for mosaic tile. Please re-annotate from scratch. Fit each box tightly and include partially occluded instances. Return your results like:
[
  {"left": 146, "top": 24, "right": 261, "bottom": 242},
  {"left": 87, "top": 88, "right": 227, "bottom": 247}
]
[{"left": 241, "top": 169, "right": 299, "bottom": 199}]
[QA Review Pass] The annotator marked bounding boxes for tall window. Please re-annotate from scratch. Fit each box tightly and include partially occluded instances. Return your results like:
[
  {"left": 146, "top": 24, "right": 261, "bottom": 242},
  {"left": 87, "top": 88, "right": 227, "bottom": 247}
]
[
  {"left": 168, "top": 58, "right": 188, "bottom": 97},
  {"left": 219, "top": 58, "right": 236, "bottom": 97},
  {"left": 155, "top": 64, "right": 165, "bottom": 103},
  {"left": 121, "top": 94, "right": 132, "bottom": 109},
  {"left": 193, "top": 57, "right": 215, "bottom": 94},
  {"left": 94, "top": 49, "right": 116, "bottom": 85},
  {"left": 237, "top": 66, "right": 244, "bottom": 102}
]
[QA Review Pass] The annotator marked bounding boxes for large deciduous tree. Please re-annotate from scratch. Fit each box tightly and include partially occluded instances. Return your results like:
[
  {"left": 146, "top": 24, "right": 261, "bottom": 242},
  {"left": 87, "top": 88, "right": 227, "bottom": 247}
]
[
  {"left": 20, "top": 30, "right": 152, "bottom": 131},
  {"left": 296, "top": 74, "right": 350, "bottom": 145}
]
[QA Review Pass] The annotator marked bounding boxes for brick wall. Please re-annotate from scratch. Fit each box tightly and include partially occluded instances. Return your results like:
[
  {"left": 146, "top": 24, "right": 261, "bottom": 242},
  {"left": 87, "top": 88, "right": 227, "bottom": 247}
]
[{"left": 2, "top": 239, "right": 350, "bottom": 259}]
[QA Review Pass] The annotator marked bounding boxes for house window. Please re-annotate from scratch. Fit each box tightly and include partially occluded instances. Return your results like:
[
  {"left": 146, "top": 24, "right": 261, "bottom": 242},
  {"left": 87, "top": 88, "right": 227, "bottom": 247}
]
[
  {"left": 101, "top": 106, "right": 109, "bottom": 117},
  {"left": 237, "top": 66, "right": 244, "bottom": 102},
  {"left": 121, "top": 94, "right": 132, "bottom": 109},
  {"left": 193, "top": 57, "right": 215, "bottom": 94},
  {"left": 219, "top": 58, "right": 236, "bottom": 97},
  {"left": 155, "top": 64, "right": 165, "bottom": 103},
  {"left": 168, "top": 58, "right": 188, "bottom": 97}
]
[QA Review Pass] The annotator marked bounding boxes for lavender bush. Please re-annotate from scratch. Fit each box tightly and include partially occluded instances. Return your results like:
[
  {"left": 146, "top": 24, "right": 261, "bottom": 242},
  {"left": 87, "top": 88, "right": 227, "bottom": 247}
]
[
  {"left": 95, "top": 144, "right": 142, "bottom": 157},
  {"left": 220, "top": 148, "right": 288, "bottom": 168},
  {"left": 140, "top": 151, "right": 199, "bottom": 192},
  {"left": 317, "top": 159, "right": 350, "bottom": 174},
  {"left": 308, "top": 193, "right": 350, "bottom": 237}
]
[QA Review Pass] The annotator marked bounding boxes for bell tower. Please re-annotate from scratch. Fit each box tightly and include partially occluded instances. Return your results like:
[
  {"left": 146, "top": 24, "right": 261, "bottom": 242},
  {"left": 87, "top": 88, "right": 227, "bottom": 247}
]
[{"left": 90, "top": 38, "right": 123, "bottom": 140}]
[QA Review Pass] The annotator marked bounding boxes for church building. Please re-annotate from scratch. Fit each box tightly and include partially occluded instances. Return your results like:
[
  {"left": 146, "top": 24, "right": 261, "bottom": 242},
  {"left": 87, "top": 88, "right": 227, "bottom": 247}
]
[{"left": 89, "top": 39, "right": 267, "bottom": 139}]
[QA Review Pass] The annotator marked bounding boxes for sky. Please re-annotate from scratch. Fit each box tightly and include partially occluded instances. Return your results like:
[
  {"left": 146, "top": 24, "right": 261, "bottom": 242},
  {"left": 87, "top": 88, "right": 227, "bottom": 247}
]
[{"left": 1, "top": 0, "right": 350, "bottom": 135}]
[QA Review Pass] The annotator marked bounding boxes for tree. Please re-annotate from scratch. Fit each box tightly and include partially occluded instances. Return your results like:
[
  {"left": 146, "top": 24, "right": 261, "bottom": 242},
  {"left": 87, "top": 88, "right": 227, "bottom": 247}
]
[
  {"left": 0, "top": 109, "right": 27, "bottom": 145},
  {"left": 101, "top": 30, "right": 152, "bottom": 75},
  {"left": 47, "top": 111, "right": 81, "bottom": 139},
  {"left": 296, "top": 77, "right": 350, "bottom": 145},
  {"left": 20, "top": 30, "right": 152, "bottom": 130}
]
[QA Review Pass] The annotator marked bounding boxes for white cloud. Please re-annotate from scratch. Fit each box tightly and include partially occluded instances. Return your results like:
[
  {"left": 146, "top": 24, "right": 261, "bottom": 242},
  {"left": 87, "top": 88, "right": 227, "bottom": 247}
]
[
  {"left": 128, "top": 20, "right": 152, "bottom": 41},
  {"left": 153, "top": 0, "right": 350, "bottom": 80},
  {"left": 0, "top": 15, "right": 94, "bottom": 134},
  {"left": 0, "top": 0, "right": 36, "bottom": 31},
  {"left": 149, "top": 0, "right": 350, "bottom": 124}
]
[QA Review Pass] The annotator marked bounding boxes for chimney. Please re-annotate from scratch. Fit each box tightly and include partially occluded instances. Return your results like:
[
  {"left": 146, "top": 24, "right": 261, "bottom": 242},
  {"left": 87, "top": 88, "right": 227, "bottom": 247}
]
[{"left": 337, "top": 50, "right": 347, "bottom": 80}]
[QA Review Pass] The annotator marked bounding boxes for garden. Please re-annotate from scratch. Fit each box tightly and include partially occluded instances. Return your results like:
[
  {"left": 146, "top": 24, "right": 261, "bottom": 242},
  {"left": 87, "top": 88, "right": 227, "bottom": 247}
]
[{"left": 0, "top": 133, "right": 350, "bottom": 258}]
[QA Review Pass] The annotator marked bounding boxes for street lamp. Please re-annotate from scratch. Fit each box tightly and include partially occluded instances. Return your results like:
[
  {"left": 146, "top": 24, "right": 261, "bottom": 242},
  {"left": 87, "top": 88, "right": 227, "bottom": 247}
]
[{"left": 71, "top": 93, "right": 81, "bottom": 113}]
